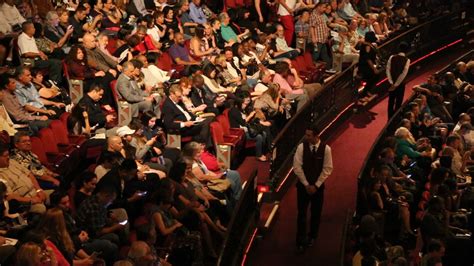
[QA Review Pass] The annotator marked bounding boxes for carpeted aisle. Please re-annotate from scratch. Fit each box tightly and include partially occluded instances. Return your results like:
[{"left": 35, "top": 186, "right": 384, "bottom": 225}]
[{"left": 246, "top": 49, "right": 467, "bottom": 266}]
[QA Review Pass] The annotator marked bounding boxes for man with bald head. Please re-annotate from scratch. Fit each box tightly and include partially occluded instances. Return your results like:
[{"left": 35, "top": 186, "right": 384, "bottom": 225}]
[
  {"left": 168, "top": 32, "right": 200, "bottom": 75},
  {"left": 116, "top": 61, "right": 154, "bottom": 117},
  {"left": 83, "top": 33, "right": 121, "bottom": 78}
]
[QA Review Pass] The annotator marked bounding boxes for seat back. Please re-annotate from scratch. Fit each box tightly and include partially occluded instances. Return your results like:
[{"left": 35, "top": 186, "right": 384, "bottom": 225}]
[
  {"left": 60, "top": 112, "right": 70, "bottom": 128},
  {"left": 295, "top": 56, "right": 308, "bottom": 72},
  {"left": 38, "top": 128, "right": 60, "bottom": 153},
  {"left": 110, "top": 80, "right": 132, "bottom": 126},
  {"left": 49, "top": 120, "right": 70, "bottom": 144},
  {"left": 303, "top": 52, "right": 315, "bottom": 68},
  {"left": 210, "top": 121, "right": 225, "bottom": 144},
  {"left": 63, "top": 60, "right": 84, "bottom": 104},
  {"left": 30, "top": 136, "right": 48, "bottom": 165},
  {"left": 156, "top": 52, "right": 173, "bottom": 71},
  {"left": 109, "top": 80, "right": 120, "bottom": 101},
  {"left": 106, "top": 38, "right": 118, "bottom": 55},
  {"left": 216, "top": 115, "right": 231, "bottom": 136}
]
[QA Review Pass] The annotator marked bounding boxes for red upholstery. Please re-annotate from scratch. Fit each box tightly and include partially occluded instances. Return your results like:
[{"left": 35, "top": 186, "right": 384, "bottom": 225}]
[
  {"left": 30, "top": 136, "right": 49, "bottom": 165},
  {"left": 421, "top": 191, "right": 431, "bottom": 201},
  {"left": 38, "top": 128, "right": 76, "bottom": 156},
  {"left": 110, "top": 80, "right": 119, "bottom": 101},
  {"left": 210, "top": 121, "right": 240, "bottom": 148},
  {"left": 30, "top": 136, "right": 66, "bottom": 170},
  {"left": 63, "top": 61, "right": 71, "bottom": 79},
  {"left": 303, "top": 52, "right": 316, "bottom": 69},
  {"left": 106, "top": 38, "right": 118, "bottom": 54},
  {"left": 156, "top": 52, "right": 184, "bottom": 72},
  {"left": 49, "top": 120, "right": 86, "bottom": 148},
  {"left": 156, "top": 52, "right": 174, "bottom": 71},
  {"left": 216, "top": 115, "right": 244, "bottom": 139},
  {"left": 60, "top": 112, "right": 70, "bottom": 126}
]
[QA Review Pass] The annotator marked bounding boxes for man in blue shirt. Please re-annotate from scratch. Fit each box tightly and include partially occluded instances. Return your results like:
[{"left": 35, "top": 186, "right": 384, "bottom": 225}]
[
  {"left": 189, "top": 0, "right": 207, "bottom": 25},
  {"left": 15, "top": 67, "right": 65, "bottom": 119}
]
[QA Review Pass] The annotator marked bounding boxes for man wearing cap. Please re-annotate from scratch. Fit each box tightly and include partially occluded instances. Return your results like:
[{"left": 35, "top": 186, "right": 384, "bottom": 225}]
[{"left": 293, "top": 124, "right": 333, "bottom": 252}]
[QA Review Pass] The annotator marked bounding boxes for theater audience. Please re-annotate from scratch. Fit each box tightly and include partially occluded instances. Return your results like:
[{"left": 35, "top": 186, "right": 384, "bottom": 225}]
[{"left": 0, "top": 0, "right": 464, "bottom": 264}]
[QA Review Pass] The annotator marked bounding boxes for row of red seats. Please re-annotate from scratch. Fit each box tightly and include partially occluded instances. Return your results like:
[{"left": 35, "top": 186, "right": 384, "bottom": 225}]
[
  {"left": 209, "top": 109, "right": 256, "bottom": 164},
  {"left": 30, "top": 113, "right": 101, "bottom": 176},
  {"left": 291, "top": 52, "right": 326, "bottom": 84}
]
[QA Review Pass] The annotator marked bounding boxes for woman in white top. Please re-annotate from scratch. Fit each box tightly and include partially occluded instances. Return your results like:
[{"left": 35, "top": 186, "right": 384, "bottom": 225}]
[
  {"left": 202, "top": 63, "right": 235, "bottom": 94},
  {"left": 189, "top": 25, "right": 216, "bottom": 62}
]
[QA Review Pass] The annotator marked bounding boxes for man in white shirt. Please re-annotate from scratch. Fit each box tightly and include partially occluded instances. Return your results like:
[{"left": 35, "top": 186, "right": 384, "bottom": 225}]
[
  {"left": 331, "top": 27, "right": 359, "bottom": 72},
  {"left": 386, "top": 42, "right": 410, "bottom": 119},
  {"left": 0, "top": 0, "right": 25, "bottom": 28},
  {"left": 136, "top": 55, "right": 171, "bottom": 88},
  {"left": 17, "top": 22, "right": 62, "bottom": 84},
  {"left": 293, "top": 124, "right": 333, "bottom": 252}
]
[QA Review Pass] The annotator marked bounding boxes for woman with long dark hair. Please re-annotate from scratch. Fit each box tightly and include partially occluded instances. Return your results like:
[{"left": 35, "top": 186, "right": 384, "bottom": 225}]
[
  {"left": 228, "top": 91, "right": 270, "bottom": 161},
  {"left": 66, "top": 45, "right": 115, "bottom": 106},
  {"left": 67, "top": 103, "right": 91, "bottom": 136}
]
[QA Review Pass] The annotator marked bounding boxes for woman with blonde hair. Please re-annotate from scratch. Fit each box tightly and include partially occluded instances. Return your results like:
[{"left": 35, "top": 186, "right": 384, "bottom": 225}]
[
  {"left": 394, "top": 127, "right": 432, "bottom": 161},
  {"left": 16, "top": 241, "right": 57, "bottom": 265},
  {"left": 254, "top": 83, "right": 290, "bottom": 121},
  {"left": 374, "top": 12, "right": 391, "bottom": 37}
]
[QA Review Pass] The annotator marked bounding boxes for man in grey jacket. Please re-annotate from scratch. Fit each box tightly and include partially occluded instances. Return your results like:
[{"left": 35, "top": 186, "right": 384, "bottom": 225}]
[{"left": 116, "top": 61, "right": 155, "bottom": 117}]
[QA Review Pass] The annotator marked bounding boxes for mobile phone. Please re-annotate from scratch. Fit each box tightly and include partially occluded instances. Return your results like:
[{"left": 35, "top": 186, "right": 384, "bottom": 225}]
[
  {"left": 90, "top": 251, "right": 102, "bottom": 260},
  {"left": 406, "top": 174, "right": 412, "bottom": 179},
  {"left": 119, "top": 220, "right": 128, "bottom": 225},
  {"left": 137, "top": 191, "right": 147, "bottom": 196}
]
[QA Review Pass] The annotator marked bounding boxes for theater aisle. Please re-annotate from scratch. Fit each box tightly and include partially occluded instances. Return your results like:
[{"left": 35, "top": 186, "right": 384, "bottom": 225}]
[{"left": 246, "top": 49, "right": 466, "bottom": 266}]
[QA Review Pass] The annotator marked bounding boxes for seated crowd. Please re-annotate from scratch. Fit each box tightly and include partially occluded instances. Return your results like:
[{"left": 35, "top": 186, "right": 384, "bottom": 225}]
[
  {"left": 356, "top": 57, "right": 474, "bottom": 265},
  {"left": 0, "top": 0, "right": 461, "bottom": 264}
]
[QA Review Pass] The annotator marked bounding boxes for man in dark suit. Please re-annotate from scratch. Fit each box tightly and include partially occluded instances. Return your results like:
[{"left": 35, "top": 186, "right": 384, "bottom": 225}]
[
  {"left": 78, "top": 84, "right": 115, "bottom": 128},
  {"left": 190, "top": 74, "right": 220, "bottom": 115},
  {"left": 162, "top": 84, "right": 212, "bottom": 148}
]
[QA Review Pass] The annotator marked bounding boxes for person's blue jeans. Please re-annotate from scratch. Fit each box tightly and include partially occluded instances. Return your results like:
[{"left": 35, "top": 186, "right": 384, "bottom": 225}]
[
  {"left": 312, "top": 42, "right": 332, "bottom": 67},
  {"left": 245, "top": 131, "right": 265, "bottom": 157},
  {"left": 226, "top": 169, "right": 242, "bottom": 200}
]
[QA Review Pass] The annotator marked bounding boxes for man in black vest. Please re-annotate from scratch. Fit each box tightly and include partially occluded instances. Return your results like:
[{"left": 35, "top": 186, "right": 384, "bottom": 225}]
[
  {"left": 293, "top": 125, "right": 333, "bottom": 252},
  {"left": 386, "top": 42, "right": 411, "bottom": 119}
]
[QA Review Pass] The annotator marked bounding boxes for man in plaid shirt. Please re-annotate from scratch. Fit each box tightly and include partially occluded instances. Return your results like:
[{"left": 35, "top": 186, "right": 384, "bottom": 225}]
[
  {"left": 76, "top": 185, "right": 126, "bottom": 244},
  {"left": 310, "top": 3, "right": 334, "bottom": 71}
]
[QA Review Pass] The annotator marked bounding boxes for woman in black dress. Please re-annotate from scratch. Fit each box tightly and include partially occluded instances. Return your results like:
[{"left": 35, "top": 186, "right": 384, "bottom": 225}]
[{"left": 357, "top": 31, "right": 379, "bottom": 104}]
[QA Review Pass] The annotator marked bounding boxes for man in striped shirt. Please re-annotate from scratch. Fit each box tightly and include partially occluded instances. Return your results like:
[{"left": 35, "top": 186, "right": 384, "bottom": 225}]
[{"left": 310, "top": 3, "right": 333, "bottom": 71}]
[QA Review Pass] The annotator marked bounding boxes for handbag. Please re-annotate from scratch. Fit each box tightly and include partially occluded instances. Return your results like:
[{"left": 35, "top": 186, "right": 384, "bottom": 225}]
[
  {"left": 247, "top": 118, "right": 265, "bottom": 138},
  {"left": 206, "top": 178, "right": 231, "bottom": 192}
]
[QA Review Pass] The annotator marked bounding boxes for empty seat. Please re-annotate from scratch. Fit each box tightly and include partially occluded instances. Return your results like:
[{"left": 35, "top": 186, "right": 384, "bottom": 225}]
[
  {"left": 38, "top": 127, "right": 76, "bottom": 157},
  {"left": 30, "top": 136, "right": 67, "bottom": 170},
  {"left": 49, "top": 120, "right": 86, "bottom": 148}
]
